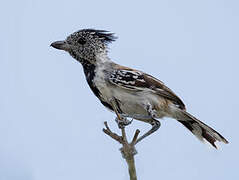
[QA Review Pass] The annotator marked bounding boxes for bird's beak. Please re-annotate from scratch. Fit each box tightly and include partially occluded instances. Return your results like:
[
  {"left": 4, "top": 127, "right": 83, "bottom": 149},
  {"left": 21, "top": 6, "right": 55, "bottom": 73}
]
[{"left": 50, "top": 40, "right": 69, "bottom": 51}]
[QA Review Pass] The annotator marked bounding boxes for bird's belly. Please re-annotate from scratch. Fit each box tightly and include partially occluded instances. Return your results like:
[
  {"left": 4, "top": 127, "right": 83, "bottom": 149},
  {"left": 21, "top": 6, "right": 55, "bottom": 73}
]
[
  {"left": 120, "top": 102, "right": 152, "bottom": 120},
  {"left": 111, "top": 89, "right": 166, "bottom": 120}
]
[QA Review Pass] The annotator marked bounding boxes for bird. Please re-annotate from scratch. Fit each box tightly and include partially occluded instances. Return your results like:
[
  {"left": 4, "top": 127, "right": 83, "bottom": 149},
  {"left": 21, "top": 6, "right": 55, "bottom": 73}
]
[{"left": 51, "top": 28, "right": 228, "bottom": 148}]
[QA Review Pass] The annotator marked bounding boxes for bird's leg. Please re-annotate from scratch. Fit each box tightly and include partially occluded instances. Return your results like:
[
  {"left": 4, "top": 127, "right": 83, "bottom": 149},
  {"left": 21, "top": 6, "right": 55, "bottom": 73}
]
[
  {"left": 109, "top": 98, "right": 132, "bottom": 129},
  {"left": 135, "top": 119, "right": 161, "bottom": 144},
  {"left": 115, "top": 116, "right": 133, "bottom": 129},
  {"left": 109, "top": 98, "right": 127, "bottom": 140},
  {"left": 110, "top": 99, "right": 121, "bottom": 119},
  {"left": 135, "top": 104, "right": 161, "bottom": 144}
]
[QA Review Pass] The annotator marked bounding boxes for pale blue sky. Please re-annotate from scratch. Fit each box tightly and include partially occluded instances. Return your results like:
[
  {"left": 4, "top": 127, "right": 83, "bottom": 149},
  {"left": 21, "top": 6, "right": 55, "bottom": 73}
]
[{"left": 1, "top": 0, "right": 238, "bottom": 179}]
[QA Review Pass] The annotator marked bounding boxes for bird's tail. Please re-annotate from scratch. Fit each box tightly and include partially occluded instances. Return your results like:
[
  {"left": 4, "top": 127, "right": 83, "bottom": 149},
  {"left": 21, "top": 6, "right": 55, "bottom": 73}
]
[{"left": 171, "top": 108, "right": 228, "bottom": 148}]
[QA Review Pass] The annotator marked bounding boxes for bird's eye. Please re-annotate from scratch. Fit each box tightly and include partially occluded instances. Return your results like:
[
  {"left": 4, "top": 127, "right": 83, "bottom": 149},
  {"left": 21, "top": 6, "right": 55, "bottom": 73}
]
[{"left": 77, "top": 38, "right": 86, "bottom": 45}]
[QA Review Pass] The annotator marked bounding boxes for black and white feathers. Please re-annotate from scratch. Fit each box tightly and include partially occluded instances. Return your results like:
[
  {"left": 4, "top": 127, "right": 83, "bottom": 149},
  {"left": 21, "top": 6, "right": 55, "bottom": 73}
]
[
  {"left": 51, "top": 28, "right": 229, "bottom": 148},
  {"left": 109, "top": 68, "right": 185, "bottom": 110}
]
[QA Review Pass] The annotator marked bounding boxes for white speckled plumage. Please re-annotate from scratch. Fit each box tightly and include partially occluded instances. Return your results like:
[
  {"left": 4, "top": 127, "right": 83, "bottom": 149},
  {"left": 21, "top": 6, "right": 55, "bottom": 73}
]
[{"left": 51, "top": 28, "right": 228, "bottom": 148}]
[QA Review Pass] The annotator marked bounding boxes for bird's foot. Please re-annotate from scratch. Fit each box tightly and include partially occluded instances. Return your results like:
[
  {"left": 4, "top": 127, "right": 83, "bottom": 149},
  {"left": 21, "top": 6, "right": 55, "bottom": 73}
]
[{"left": 115, "top": 117, "right": 133, "bottom": 129}]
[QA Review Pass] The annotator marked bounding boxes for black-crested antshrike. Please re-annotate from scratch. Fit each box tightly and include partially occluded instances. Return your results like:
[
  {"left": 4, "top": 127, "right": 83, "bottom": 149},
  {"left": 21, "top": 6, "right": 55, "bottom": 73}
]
[{"left": 51, "top": 29, "right": 228, "bottom": 148}]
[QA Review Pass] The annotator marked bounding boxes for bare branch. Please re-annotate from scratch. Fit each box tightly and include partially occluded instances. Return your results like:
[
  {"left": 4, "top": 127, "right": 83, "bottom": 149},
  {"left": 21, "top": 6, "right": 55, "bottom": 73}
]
[
  {"left": 103, "top": 121, "right": 124, "bottom": 144},
  {"left": 103, "top": 121, "right": 140, "bottom": 180}
]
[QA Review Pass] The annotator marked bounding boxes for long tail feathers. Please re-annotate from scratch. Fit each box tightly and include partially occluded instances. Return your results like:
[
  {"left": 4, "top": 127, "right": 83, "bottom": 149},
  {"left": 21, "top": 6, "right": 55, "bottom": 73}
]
[{"left": 174, "top": 110, "right": 228, "bottom": 148}]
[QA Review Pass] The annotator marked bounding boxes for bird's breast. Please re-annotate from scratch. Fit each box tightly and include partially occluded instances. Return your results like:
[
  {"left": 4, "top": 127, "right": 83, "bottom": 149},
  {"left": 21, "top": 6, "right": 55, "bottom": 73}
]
[{"left": 93, "top": 68, "right": 112, "bottom": 101}]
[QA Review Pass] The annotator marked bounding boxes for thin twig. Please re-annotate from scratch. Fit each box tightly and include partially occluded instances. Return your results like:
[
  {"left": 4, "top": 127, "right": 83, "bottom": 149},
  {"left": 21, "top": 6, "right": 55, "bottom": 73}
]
[
  {"left": 131, "top": 129, "right": 140, "bottom": 145},
  {"left": 103, "top": 122, "right": 124, "bottom": 143}
]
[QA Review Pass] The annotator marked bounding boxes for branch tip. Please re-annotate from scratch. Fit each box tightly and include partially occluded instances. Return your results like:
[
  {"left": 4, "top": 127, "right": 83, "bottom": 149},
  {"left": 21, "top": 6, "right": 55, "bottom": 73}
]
[{"left": 131, "top": 129, "right": 140, "bottom": 145}]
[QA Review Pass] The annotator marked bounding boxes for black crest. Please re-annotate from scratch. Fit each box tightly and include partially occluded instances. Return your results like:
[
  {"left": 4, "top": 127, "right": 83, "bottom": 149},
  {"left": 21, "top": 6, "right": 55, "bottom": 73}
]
[{"left": 78, "top": 29, "right": 117, "bottom": 44}]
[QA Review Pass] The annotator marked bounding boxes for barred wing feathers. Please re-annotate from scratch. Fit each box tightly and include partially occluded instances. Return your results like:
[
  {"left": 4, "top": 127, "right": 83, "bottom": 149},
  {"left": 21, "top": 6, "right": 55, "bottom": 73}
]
[{"left": 108, "top": 67, "right": 185, "bottom": 110}]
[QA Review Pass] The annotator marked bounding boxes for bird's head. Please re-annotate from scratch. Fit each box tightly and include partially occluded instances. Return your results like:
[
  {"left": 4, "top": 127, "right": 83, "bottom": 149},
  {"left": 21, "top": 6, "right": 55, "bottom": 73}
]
[{"left": 51, "top": 29, "right": 116, "bottom": 64}]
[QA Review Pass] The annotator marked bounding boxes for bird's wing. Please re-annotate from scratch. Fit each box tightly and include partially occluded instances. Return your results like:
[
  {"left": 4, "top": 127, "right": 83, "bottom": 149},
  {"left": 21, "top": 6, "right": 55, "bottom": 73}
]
[{"left": 108, "top": 66, "right": 186, "bottom": 110}]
